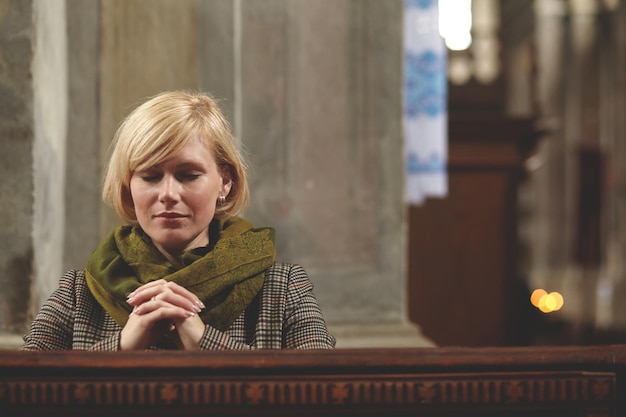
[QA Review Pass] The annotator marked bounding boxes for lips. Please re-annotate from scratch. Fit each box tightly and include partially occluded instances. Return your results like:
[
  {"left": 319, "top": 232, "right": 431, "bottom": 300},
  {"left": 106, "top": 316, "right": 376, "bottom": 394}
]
[{"left": 155, "top": 212, "right": 187, "bottom": 219}]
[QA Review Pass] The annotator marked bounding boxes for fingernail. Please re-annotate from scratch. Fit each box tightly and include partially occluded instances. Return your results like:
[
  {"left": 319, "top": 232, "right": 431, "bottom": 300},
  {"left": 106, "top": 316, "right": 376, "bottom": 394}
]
[
  {"left": 186, "top": 311, "right": 195, "bottom": 317},
  {"left": 196, "top": 300, "right": 206, "bottom": 309}
]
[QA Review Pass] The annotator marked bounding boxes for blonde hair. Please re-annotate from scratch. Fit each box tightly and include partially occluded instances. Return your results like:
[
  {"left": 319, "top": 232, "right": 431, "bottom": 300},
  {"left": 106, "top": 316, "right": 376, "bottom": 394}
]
[{"left": 102, "top": 91, "right": 249, "bottom": 224}]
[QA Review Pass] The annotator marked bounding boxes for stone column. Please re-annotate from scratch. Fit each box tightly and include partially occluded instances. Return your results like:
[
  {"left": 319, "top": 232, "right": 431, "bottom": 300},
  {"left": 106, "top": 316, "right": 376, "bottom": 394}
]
[
  {"left": 32, "top": 0, "right": 69, "bottom": 321},
  {"left": 610, "top": 0, "right": 626, "bottom": 328},
  {"left": 531, "top": 0, "right": 617, "bottom": 336},
  {"left": 566, "top": 0, "right": 602, "bottom": 330},
  {"left": 0, "top": 0, "right": 68, "bottom": 348},
  {"left": 529, "top": 0, "right": 573, "bottom": 300},
  {"left": 63, "top": 0, "right": 101, "bottom": 271},
  {"left": 199, "top": 0, "right": 431, "bottom": 347},
  {"left": 0, "top": 0, "right": 36, "bottom": 343}
]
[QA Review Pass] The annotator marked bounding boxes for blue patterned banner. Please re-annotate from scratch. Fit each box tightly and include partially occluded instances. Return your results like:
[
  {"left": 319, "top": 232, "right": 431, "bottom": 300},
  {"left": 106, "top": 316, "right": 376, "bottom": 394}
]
[{"left": 404, "top": 0, "right": 448, "bottom": 205}]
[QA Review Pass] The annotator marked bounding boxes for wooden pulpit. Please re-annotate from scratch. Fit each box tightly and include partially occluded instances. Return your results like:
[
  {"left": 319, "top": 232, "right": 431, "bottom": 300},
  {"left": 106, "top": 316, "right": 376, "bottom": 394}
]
[
  {"left": 0, "top": 345, "right": 624, "bottom": 416},
  {"left": 409, "top": 115, "right": 540, "bottom": 346}
]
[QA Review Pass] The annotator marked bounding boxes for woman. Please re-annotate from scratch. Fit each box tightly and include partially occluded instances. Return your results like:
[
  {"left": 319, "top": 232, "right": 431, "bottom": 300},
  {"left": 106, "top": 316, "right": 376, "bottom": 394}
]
[{"left": 22, "top": 91, "right": 335, "bottom": 351}]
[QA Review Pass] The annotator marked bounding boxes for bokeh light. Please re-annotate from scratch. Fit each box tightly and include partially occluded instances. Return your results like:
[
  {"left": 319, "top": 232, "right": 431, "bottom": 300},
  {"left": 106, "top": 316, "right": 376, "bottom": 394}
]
[
  {"left": 439, "top": 0, "right": 473, "bottom": 51},
  {"left": 530, "top": 289, "right": 564, "bottom": 313}
]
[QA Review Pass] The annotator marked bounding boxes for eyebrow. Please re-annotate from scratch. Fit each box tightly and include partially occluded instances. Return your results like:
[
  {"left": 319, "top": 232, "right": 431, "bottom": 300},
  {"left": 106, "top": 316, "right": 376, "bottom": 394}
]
[
  {"left": 173, "top": 162, "right": 207, "bottom": 170},
  {"left": 141, "top": 159, "right": 209, "bottom": 170}
]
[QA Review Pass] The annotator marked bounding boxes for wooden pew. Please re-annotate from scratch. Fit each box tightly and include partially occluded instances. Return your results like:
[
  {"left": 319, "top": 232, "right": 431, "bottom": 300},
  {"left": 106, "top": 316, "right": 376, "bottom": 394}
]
[{"left": 1, "top": 345, "right": 625, "bottom": 416}]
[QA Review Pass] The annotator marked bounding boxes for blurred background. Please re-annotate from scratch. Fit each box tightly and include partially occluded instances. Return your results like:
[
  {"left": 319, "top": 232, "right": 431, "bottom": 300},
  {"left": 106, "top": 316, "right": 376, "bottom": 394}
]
[
  {"left": 410, "top": 0, "right": 626, "bottom": 347},
  {"left": 1, "top": 0, "right": 625, "bottom": 348}
]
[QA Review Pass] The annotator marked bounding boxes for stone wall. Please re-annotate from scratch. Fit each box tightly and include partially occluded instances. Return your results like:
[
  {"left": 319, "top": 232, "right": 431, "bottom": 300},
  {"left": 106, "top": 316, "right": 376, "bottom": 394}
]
[
  {"left": 0, "top": 0, "right": 36, "bottom": 335},
  {"left": 0, "top": 0, "right": 68, "bottom": 337},
  {"left": 0, "top": 0, "right": 431, "bottom": 348}
]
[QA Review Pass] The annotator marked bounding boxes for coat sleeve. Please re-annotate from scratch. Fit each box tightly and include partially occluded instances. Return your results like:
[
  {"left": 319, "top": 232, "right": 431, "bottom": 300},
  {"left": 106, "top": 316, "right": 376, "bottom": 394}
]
[
  {"left": 21, "top": 270, "right": 78, "bottom": 350},
  {"left": 21, "top": 270, "right": 122, "bottom": 351},
  {"left": 196, "top": 264, "right": 335, "bottom": 350},
  {"left": 197, "top": 325, "right": 253, "bottom": 350},
  {"left": 282, "top": 264, "right": 336, "bottom": 349}
]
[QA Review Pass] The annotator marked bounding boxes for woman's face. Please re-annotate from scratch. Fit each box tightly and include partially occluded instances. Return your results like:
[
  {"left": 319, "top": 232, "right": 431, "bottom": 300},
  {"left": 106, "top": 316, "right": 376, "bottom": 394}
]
[{"left": 129, "top": 137, "right": 231, "bottom": 261}]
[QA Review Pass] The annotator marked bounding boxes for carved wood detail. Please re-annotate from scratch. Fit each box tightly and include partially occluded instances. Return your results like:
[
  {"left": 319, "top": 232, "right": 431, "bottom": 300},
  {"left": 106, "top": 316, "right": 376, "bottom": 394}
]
[
  {"left": 0, "top": 372, "right": 615, "bottom": 409},
  {"left": 1, "top": 346, "right": 624, "bottom": 416}
]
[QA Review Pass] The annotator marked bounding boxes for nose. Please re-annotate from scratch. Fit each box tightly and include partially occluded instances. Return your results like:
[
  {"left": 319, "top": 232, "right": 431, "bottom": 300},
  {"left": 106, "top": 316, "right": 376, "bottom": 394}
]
[{"left": 158, "top": 175, "right": 180, "bottom": 204}]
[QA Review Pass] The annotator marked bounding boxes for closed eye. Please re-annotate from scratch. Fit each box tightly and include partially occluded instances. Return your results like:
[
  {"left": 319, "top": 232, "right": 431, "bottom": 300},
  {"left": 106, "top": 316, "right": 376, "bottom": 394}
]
[
  {"left": 177, "top": 172, "right": 202, "bottom": 182},
  {"left": 140, "top": 173, "right": 162, "bottom": 182}
]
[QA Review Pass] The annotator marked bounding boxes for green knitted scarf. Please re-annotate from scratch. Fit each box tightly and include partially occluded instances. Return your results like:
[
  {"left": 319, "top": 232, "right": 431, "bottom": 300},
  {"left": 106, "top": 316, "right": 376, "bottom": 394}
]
[{"left": 85, "top": 216, "right": 275, "bottom": 331}]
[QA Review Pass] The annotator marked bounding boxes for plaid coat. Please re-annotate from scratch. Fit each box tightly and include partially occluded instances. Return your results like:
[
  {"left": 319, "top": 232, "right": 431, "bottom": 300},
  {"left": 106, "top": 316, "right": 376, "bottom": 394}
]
[{"left": 22, "top": 263, "right": 335, "bottom": 350}]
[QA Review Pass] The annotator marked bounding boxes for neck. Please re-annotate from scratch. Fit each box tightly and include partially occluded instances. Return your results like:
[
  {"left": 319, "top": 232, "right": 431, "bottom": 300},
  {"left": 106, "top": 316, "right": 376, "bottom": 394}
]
[{"left": 153, "top": 243, "right": 185, "bottom": 269}]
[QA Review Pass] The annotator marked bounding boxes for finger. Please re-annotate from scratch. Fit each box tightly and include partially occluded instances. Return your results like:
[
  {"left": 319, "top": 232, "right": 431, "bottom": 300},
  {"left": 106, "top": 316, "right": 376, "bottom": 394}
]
[
  {"left": 160, "top": 281, "right": 205, "bottom": 307},
  {"left": 135, "top": 290, "right": 201, "bottom": 314},
  {"left": 127, "top": 281, "right": 172, "bottom": 305},
  {"left": 156, "top": 290, "right": 202, "bottom": 313},
  {"left": 121, "top": 309, "right": 174, "bottom": 350},
  {"left": 128, "top": 281, "right": 205, "bottom": 311},
  {"left": 128, "top": 286, "right": 201, "bottom": 314},
  {"left": 126, "top": 279, "right": 167, "bottom": 298},
  {"left": 133, "top": 299, "right": 196, "bottom": 320}
]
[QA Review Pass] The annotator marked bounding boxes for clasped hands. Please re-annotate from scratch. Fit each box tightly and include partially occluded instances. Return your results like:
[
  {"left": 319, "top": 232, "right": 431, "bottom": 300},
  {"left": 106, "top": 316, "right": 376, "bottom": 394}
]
[{"left": 120, "top": 279, "right": 206, "bottom": 350}]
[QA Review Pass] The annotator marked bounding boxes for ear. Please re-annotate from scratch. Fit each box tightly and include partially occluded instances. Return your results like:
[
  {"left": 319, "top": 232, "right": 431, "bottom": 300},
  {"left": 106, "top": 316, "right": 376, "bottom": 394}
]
[{"left": 220, "top": 166, "right": 233, "bottom": 197}]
